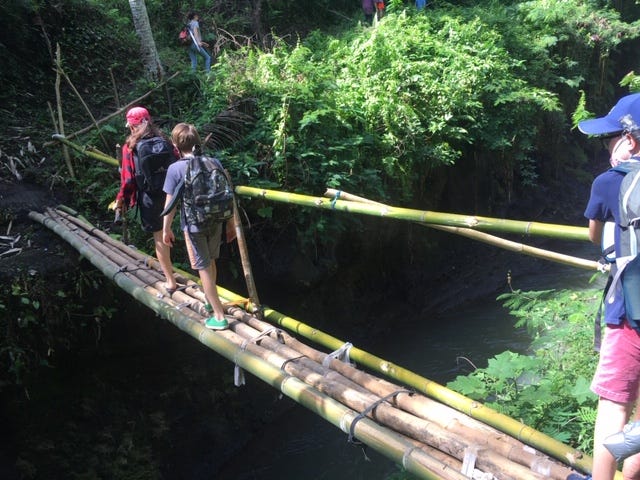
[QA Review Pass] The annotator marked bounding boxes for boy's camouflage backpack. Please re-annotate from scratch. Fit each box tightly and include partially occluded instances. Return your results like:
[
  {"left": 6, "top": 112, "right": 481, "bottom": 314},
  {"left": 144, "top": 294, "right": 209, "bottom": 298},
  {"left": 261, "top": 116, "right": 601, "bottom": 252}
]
[{"left": 183, "top": 155, "right": 234, "bottom": 228}]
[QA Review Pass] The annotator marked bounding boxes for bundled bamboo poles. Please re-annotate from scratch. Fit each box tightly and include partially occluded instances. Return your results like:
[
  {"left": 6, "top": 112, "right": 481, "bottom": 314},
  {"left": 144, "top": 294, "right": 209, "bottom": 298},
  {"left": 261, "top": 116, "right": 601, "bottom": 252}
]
[
  {"left": 28, "top": 207, "right": 597, "bottom": 480},
  {"left": 235, "top": 186, "right": 590, "bottom": 241}
]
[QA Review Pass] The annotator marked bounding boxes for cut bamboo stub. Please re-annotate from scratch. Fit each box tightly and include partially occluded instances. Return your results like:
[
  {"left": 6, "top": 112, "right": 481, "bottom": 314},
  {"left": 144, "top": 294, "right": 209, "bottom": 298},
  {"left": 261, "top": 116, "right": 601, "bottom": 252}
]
[{"left": 28, "top": 206, "right": 601, "bottom": 480}]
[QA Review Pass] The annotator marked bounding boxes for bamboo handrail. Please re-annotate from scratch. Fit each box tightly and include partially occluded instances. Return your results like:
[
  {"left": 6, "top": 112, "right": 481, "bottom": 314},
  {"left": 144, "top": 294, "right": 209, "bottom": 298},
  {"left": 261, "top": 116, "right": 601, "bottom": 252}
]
[
  {"left": 323, "top": 188, "right": 603, "bottom": 272},
  {"left": 235, "top": 186, "right": 590, "bottom": 241},
  {"left": 47, "top": 135, "right": 591, "bottom": 246}
]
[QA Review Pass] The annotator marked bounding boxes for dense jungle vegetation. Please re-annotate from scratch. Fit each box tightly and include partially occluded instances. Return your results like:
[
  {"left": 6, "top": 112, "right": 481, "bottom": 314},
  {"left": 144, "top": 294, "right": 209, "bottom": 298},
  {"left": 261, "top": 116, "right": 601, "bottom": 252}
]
[{"left": 3, "top": 0, "right": 640, "bottom": 478}]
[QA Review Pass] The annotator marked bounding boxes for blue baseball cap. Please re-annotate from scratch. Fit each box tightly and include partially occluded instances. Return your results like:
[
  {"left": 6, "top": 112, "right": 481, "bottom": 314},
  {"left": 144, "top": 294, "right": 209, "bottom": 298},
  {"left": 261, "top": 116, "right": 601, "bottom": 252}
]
[{"left": 578, "top": 93, "right": 640, "bottom": 136}]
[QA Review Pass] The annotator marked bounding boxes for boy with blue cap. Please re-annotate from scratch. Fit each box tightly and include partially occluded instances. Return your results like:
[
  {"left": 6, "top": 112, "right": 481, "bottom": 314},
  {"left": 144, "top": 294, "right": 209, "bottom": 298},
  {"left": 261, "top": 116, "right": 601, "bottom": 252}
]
[{"left": 580, "top": 92, "right": 640, "bottom": 480}]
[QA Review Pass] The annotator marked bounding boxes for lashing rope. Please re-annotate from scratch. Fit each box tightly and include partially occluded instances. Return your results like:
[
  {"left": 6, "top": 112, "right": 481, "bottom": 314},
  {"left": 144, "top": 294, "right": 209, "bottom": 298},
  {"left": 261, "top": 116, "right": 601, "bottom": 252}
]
[
  {"left": 234, "top": 327, "right": 285, "bottom": 386},
  {"left": 348, "top": 389, "right": 414, "bottom": 460}
]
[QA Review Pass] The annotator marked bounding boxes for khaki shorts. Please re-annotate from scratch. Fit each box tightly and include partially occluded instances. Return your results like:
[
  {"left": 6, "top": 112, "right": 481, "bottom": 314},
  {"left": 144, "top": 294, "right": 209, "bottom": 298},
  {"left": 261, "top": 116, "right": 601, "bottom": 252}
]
[{"left": 184, "top": 223, "right": 223, "bottom": 271}]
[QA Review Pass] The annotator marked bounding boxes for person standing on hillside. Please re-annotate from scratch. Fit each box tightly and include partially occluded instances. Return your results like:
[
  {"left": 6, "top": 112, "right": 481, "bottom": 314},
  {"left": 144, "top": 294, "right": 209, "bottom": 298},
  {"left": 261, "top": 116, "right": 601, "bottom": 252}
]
[
  {"left": 580, "top": 92, "right": 640, "bottom": 480},
  {"left": 362, "top": 0, "right": 375, "bottom": 25},
  {"left": 186, "top": 11, "right": 211, "bottom": 73},
  {"left": 115, "top": 106, "right": 179, "bottom": 294}
]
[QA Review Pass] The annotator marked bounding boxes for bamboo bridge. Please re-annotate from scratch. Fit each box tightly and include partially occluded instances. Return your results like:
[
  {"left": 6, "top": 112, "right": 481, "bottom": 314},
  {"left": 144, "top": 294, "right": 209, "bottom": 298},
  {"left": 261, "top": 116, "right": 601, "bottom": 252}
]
[
  {"left": 29, "top": 203, "right": 602, "bottom": 480},
  {"left": 44, "top": 134, "right": 615, "bottom": 479}
]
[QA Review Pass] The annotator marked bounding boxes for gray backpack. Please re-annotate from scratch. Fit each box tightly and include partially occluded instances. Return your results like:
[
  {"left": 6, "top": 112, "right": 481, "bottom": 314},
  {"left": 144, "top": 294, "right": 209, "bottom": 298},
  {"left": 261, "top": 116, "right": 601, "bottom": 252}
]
[
  {"left": 606, "top": 160, "right": 640, "bottom": 328},
  {"left": 182, "top": 155, "right": 234, "bottom": 228}
]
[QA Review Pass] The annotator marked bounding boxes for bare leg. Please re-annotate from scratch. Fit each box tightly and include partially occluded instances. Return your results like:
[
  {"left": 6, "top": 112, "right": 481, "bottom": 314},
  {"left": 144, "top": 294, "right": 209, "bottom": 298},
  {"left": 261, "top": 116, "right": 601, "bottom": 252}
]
[
  {"left": 593, "top": 397, "right": 630, "bottom": 480},
  {"left": 623, "top": 404, "right": 640, "bottom": 479},
  {"left": 153, "top": 230, "right": 176, "bottom": 290},
  {"left": 199, "top": 261, "right": 225, "bottom": 320}
]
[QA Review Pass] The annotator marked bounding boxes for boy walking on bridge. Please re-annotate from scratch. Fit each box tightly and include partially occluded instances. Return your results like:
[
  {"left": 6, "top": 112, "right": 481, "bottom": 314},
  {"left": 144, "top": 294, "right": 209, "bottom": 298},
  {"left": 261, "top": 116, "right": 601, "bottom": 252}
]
[{"left": 161, "top": 123, "right": 231, "bottom": 330}]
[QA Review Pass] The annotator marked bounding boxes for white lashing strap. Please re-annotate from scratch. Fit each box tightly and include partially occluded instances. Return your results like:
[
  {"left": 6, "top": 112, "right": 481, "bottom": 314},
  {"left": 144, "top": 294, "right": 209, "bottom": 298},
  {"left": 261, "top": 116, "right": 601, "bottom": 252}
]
[
  {"left": 461, "top": 445, "right": 479, "bottom": 478},
  {"left": 322, "top": 342, "right": 354, "bottom": 368}
]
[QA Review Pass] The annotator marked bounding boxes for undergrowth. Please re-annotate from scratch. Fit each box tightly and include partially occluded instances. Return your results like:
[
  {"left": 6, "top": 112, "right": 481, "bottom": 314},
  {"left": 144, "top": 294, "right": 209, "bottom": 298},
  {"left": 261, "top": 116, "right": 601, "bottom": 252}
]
[{"left": 448, "top": 287, "right": 601, "bottom": 454}]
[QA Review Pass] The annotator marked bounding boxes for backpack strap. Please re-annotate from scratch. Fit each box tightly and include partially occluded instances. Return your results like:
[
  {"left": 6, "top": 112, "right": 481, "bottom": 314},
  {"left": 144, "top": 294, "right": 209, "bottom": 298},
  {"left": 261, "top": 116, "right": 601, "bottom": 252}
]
[
  {"left": 160, "top": 176, "right": 184, "bottom": 217},
  {"left": 594, "top": 271, "right": 614, "bottom": 352}
]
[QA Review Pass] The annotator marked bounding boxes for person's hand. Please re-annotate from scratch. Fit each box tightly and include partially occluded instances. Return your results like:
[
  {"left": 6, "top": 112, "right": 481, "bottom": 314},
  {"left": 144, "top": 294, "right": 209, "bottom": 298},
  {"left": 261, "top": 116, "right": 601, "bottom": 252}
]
[
  {"left": 163, "top": 230, "right": 175, "bottom": 247},
  {"left": 200, "top": 41, "right": 209, "bottom": 47}
]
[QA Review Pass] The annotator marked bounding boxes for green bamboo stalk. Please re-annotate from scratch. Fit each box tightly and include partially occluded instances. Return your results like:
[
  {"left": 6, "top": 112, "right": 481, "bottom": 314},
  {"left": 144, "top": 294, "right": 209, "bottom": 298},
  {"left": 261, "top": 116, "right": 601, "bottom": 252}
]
[
  {"left": 323, "top": 189, "right": 603, "bottom": 272},
  {"left": 235, "top": 186, "right": 590, "bottom": 241},
  {"left": 51, "top": 134, "right": 119, "bottom": 167}
]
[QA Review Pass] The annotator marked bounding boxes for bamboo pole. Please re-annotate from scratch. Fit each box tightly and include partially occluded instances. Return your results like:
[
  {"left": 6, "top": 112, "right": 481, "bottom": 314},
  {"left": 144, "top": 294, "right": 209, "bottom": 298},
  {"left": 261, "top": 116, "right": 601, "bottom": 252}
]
[
  {"left": 43, "top": 71, "right": 181, "bottom": 146},
  {"left": 54, "top": 43, "right": 75, "bottom": 179},
  {"left": 230, "top": 191, "right": 262, "bottom": 316},
  {"left": 55, "top": 62, "right": 110, "bottom": 152},
  {"left": 323, "top": 189, "right": 603, "bottom": 272},
  {"left": 235, "top": 186, "right": 590, "bottom": 241},
  {"left": 51, "top": 135, "right": 119, "bottom": 167}
]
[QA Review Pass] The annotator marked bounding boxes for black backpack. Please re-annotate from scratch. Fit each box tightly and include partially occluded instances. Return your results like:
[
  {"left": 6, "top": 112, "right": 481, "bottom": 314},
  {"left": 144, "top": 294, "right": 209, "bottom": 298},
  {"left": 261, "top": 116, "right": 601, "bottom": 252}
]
[
  {"left": 182, "top": 155, "right": 234, "bottom": 228},
  {"left": 133, "top": 136, "right": 175, "bottom": 194}
]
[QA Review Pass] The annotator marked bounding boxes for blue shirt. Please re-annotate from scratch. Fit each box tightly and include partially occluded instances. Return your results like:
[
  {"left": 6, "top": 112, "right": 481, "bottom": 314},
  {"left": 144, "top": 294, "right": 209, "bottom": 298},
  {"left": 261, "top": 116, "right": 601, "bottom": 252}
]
[{"left": 584, "top": 168, "right": 626, "bottom": 324}]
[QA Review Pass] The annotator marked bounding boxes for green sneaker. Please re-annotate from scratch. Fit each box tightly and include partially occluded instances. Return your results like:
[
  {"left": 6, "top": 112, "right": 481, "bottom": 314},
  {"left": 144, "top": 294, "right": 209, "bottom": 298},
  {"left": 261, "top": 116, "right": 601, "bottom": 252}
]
[
  {"left": 203, "top": 303, "right": 213, "bottom": 314},
  {"left": 205, "top": 316, "right": 228, "bottom": 330}
]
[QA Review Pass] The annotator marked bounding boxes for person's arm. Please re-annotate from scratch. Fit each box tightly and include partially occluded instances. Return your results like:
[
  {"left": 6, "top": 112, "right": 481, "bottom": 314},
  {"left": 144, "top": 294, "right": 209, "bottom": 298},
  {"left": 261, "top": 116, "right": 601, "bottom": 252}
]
[
  {"left": 588, "top": 218, "right": 604, "bottom": 246},
  {"left": 193, "top": 23, "right": 209, "bottom": 47},
  {"left": 116, "top": 144, "right": 136, "bottom": 208},
  {"left": 162, "top": 194, "right": 177, "bottom": 247}
]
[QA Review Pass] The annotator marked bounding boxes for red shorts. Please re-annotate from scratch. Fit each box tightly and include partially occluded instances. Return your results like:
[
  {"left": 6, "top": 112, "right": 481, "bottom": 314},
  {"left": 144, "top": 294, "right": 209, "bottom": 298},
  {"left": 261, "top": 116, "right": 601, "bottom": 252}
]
[{"left": 592, "top": 321, "right": 640, "bottom": 404}]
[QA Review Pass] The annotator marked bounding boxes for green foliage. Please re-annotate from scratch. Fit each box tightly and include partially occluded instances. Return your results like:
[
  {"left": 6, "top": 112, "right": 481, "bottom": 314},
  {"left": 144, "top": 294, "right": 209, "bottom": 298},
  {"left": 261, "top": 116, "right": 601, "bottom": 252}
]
[
  {"left": 0, "top": 270, "right": 116, "bottom": 389},
  {"left": 448, "top": 288, "right": 601, "bottom": 453}
]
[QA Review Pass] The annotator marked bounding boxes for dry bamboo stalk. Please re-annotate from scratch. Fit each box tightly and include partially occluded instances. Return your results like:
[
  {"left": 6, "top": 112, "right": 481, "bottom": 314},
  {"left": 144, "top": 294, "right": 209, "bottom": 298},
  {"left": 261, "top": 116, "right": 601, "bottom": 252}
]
[
  {"left": 56, "top": 64, "right": 110, "bottom": 151},
  {"left": 54, "top": 44, "right": 74, "bottom": 179},
  {"left": 44, "top": 71, "right": 181, "bottom": 146}
]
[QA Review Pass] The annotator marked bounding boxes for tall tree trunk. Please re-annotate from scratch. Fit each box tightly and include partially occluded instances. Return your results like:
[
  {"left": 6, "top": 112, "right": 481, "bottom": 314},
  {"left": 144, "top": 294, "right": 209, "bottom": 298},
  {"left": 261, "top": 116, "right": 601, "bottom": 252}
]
[
  {"left": 128, "top": 0, "right": 164, "bottom": 81},
  {"left": 250, "top": 0, "right": 264, "bottom": 46}
]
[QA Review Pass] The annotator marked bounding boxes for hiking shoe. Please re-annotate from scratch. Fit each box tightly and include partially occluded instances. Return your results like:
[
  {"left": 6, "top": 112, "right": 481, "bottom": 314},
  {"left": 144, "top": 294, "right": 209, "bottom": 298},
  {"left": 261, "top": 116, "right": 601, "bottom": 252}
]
[{"left": 205, "top": 316, "right": 228, "bottom": 330}]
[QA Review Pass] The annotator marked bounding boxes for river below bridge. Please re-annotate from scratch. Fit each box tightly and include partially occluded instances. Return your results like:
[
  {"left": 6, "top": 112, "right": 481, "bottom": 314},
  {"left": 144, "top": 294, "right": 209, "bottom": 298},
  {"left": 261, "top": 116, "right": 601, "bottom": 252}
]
[{"left": 214, "top": 242, "right": 601, "bottom": 480}]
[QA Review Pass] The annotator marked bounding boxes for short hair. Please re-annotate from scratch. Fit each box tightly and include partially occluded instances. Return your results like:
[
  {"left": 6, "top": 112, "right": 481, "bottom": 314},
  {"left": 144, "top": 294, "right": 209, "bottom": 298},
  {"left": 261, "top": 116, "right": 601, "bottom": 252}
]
[
  {"left": 187, "top": 11, "right": 197, "bottom": 20},
  {"left": 171, "top": 123, "right": 202, "bottom": 154}
]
